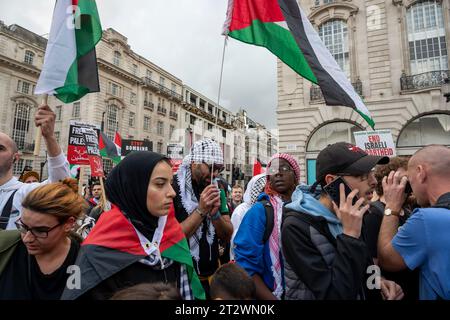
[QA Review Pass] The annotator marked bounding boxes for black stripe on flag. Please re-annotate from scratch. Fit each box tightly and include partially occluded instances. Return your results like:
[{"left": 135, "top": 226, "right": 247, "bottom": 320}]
[
  {"left": 278, "top": 0, "right": 356, "bottom": 108},
  {"left": 78, "top": 48, "right": 100, "bottom": 93}
]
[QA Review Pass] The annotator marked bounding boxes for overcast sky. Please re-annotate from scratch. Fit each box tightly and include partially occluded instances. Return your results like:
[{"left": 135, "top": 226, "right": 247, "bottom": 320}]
[{"left": 0, "top": 0, "right": 277, "bottom": 129}]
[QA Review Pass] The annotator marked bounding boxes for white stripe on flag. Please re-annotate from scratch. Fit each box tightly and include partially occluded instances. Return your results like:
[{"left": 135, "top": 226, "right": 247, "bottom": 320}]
[
  {"left": 35, "top": 0, "right": 77, "bottom": 95},
  {"left": 298, "top": 6, "right": 371, "bottom": 118}
]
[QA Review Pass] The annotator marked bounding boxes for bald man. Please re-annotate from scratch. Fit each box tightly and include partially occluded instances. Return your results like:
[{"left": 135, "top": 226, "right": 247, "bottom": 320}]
[
  {"left": 0, "top": 105, "right": 71, "bottom": 230},
  {"left": 378, "top": 145, "right": 450, "bottom": 300}
]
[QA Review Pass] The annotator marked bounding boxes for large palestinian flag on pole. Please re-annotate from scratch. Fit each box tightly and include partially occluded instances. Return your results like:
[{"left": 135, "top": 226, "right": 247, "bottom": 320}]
[
  {"left": 223, "top": 0, "right": 375, "bottom": 129},
  {"left": 61, "top": 205, "right": 205, "bottom": 300},
  {"left": 35, "top": 0, "right": 102, "bottom": 103}
]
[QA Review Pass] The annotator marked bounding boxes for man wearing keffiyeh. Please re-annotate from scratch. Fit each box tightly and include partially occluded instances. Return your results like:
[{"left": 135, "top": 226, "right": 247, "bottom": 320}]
[{"left": 172, "top": 138, "right": 233, "bottom": 298}]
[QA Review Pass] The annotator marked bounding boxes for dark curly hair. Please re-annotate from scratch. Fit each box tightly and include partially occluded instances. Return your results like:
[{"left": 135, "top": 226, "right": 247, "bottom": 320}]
[{"left": 374, "top": 156, "right": 409, "bottom": 196}]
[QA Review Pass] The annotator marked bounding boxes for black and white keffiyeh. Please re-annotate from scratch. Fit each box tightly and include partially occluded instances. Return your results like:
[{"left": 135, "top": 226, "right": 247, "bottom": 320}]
[{"left": 175, "top": 139, "right": 224, "bottom": 273}]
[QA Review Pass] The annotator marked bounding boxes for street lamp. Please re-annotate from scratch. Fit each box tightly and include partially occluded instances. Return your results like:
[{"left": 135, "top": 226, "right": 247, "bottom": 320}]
[{"left": 443, "top": 77, "right": 450, "bottom": 103}]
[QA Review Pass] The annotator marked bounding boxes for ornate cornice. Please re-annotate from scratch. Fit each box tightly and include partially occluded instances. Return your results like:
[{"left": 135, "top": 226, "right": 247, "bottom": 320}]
[
  {"left": 309, "top": 2, "right": 359, "bottom": 26},
  {"left": 0, "top": 54, "right": 41, "bottom": 76},
  {"left": 98, "top": 58, "right": 142, "bottom": 84},
  {"left": 10, "top": 95, "right": 38, "bottom": 107}
]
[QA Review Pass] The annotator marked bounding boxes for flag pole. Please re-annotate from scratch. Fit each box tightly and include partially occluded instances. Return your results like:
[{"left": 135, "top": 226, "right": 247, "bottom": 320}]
[
  {"left": 211, "top": 37, "right": 227, "bottom": 184},
  {"left": 33, "top": 94, "right": 48, "bottom": 156},
  {"left": 78, "top": 166, "right": 85, "bottom": 196}
]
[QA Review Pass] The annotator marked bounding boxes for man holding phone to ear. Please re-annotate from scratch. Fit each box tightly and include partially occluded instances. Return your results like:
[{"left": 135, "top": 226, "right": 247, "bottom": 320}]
[
  {"left": 282, "top": 142, "right": 404, "bottom": 300},
  {"left": 0, "top": 105, "right": 70, "bottom": 230}
]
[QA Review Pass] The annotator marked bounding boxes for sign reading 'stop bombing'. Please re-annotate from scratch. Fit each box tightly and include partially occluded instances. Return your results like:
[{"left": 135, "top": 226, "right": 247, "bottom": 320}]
[
  {"left": 121, "top": 139, "right": 153, "bottom": 156},
  {"left": 353, "top": 130, "right": 396, "bottom": 157}
]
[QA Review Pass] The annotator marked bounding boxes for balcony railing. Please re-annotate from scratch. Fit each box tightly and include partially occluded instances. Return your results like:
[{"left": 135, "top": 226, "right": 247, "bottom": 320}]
[
  {"left": 19, "top": 142, "right": 35, "bottom": 153},
  {"left": 142, "top": 77, "right": 183, "bottom": 101},
  {"left": 144, "top": 101, "right": 154, "bottom": 111},
  {"left": 400, "top": 70, "right": 449, "bottom": 92},
  {"left": 157, "top": 106, "right": 167, "bottom": 115},
  {"left": 169, "top": 111, "right": 178, "bottom": 120},
  {"left": 310, "top": 79, "right": 363, "bottom": 102}
]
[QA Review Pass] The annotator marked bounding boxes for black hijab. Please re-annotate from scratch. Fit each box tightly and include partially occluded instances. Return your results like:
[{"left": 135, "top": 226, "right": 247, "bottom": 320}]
[{"left": 105, "top": 151, "right": 169, "bottom": 241}]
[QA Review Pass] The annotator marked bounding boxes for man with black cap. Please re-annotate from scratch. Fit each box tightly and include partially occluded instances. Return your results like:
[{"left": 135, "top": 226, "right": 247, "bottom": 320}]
[{"left": 281, "top": 142, "right": 404, "bottom": 300}]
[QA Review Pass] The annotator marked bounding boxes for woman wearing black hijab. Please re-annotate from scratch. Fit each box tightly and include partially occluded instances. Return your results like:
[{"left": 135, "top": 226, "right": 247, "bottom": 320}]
[{"left": 61, "top": 152, "right": 205, "bottom": 300}]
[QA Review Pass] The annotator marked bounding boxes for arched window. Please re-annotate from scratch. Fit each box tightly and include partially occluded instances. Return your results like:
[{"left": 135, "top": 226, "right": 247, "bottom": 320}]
[
  {"left": 12, "top": 103, "right": 31, "bottom": 150},
  {"left": 318, "top": 20, "right": 350, "bottom": 77},
  {"left": 406, "top": 0, "right": 448, "bottom": 74},
  {"left": 306, "top": 121, "right": 363, "bottom": 184},
  {"left": 24, "top": 50, "right": 34, "bottom": 65},
  {"left": 397, "top": 113, "right": 450, "bottom": 147},
  {"left": 113, "top": 51, "right": 121, "bottom": 66},
  {"left": 106, "top": 104, "right": 119, "bottom": 141}
]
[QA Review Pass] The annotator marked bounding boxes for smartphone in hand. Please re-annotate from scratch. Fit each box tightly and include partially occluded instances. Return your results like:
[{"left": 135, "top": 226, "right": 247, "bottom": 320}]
[{"left": 323, "top": 176, "right": 358, "bottom": 206}]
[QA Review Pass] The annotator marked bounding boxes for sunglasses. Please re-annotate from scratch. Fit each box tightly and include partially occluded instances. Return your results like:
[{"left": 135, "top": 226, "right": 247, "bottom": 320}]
[{"left": 203, "top": 162, "right": 224, "bottom": 173}]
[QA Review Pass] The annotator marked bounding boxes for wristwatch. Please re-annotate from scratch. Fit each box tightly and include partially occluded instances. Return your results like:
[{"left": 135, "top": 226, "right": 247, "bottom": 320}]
[{"left": 384, "top": 208, "right": 401, "bottom": 217}]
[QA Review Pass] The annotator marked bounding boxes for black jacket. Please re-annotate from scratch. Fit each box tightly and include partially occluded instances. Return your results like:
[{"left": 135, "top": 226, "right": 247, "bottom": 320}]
[{"left": 282, "top": 208, "right": 378, "bottom": 300}]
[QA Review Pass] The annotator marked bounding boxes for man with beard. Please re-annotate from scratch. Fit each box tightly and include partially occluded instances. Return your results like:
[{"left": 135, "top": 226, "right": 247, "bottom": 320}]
[
  {"left": 282, "top": 142, "right": 404, "bottom": 300},
  {"left": 172, "top": 138, "right": 233, "bottom": 298},
  {"left": 0, "top": 105, "right": 70, "bottom": 230}
]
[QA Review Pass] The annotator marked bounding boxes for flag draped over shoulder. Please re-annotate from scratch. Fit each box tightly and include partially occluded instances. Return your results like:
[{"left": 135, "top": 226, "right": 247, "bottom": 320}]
[
  {"left": 99, "top": 132, "right": 121, "bottom": 164},
  {"left": 61, "top": 205, "right": 205, "bottom": 300},
  {"left": 223, "top": 0, "right": 375, "bottom": 129},
  {"left": 35, "top": 0, "right": 102, "bottom": 103}
]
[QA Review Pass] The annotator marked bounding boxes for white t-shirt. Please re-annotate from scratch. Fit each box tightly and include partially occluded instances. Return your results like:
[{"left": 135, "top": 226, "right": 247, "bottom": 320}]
[{"left": 0, "top": 152, "right": 71, "bottom": 230}]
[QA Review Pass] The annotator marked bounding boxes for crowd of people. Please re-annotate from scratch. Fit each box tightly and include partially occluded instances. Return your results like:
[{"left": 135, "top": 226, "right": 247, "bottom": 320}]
[{"left": 0, "top": 104, "right": 449, "bottom": 300}]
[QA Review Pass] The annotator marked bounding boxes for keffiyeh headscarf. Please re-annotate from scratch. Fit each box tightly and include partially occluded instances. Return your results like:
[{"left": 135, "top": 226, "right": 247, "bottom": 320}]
[
  {"left": 175, "top": 139, "right": 224, "bottom": 270},
  {"left": 265, "top": 153, "right": 300, "bottom": 299}
]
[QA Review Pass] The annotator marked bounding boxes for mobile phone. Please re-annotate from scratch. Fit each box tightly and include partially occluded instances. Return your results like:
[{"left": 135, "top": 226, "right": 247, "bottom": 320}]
[
  {"left": 404, "top": 181, "right": 412, "bottom": 195},
  {"left": 323, "top": 176, "right": 358, "bottom": 206}
]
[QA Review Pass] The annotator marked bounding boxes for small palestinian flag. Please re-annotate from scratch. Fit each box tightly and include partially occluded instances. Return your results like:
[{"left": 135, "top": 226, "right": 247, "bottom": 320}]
[
  {"left": 35, "top": 0, "right": 102, "bottom": 103},
  {"left": 223, "top": 0, "right": 375, "bottom": 129},
  {"left": 99, "top": 132, "right": 121, "bottom": 164},
  {"left": 61, "top": 205, "right": 205, "bottom": 300}
]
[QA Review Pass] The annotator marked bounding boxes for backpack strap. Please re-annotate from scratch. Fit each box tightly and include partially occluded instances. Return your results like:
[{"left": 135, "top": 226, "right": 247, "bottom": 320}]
[
  {"left": 259, "top": 199, "right": 274, "bottom": 243},
  {"left": 1, "top": 190, "right": 19, "bottom": 230}
]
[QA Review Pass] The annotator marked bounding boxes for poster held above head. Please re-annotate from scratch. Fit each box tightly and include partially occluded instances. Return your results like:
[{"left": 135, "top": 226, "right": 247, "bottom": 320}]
[
  {"left": 82, "top": 128, "right": 104, "bottom": 178},
  {"left": 67, "top": 121, "right": 100, "bottom": 165},
  {"left": 353, "top": 130, "right": 397, "bottom": 157}
]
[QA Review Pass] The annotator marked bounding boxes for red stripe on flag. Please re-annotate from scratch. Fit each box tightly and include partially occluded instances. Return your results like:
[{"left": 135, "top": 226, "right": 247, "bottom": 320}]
[
  {"left": 229, "top": 0, "right": 284, "bottom": 31},
  {"left": 72, "top": 0, "right": 78, "bottom": 6},
  {"left": 160, "top": 204, "right": 185, "bottom": 252}
]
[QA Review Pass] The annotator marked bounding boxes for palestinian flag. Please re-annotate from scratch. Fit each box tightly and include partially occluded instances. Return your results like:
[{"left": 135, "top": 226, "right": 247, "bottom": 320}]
[
  {"left": 223, "top": 0, "right": 375, "bottom": 129},
  {"left": 99, "top": 132, "right": 121, "bottom": 164},
  {"left": 35, "top": 0, "right": 102, "bottom": 103},
  {"left": 61, "top": 205, "right": 205, "bottom": 300}
]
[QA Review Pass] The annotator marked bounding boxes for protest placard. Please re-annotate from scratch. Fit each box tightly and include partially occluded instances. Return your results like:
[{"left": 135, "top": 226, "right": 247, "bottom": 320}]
[{"left": 353, "top": 129, "right": 396, "bottom": 157}]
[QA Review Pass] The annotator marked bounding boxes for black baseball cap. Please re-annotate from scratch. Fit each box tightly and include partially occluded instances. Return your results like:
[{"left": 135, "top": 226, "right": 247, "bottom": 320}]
[{"left": 315, "top": 142, "right": 389, "bottom": 184}]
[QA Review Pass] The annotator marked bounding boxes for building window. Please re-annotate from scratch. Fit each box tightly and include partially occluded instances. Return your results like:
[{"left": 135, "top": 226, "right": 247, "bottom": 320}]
[
  {"left": 72, "top": 102, "right": 80, "bottom": 118},
  {"left": 109, "top": 82, "right": 122, "bottom": 97},
  {"left": 171, "top": 83, "right": 176, "bottom": 92},
  {"left": 406, "top": 0, "right": 448, "bottom": 74},
  {"left": 169, "top": 125, "right": 175, "bottom": 139},
  {"left": 55, "top": 106, "right": 62, "bottom": 121},
  {"left": 307, "top": 121, "right": 361, "bottom": 152},
  {"left": 157, "top": 121, "right": 164, "bottom": 136},
  {"left": 190, "top": 115, "right": 196, "bottom": 126},
  {"left": 130, "top": 92, "right": 136, "bottom": 105},
  {"left": 157, "top": 142, "right": 163, "bottom": 154},
  {"left": 24, "top": 50, "right": 34, "bottom": 65},
  {"left": 12, "top": 103, "right": 31, "bottom": 150},
  {"left": 132, "top": 64, "right": 138, "bottom": 75},
  {"left": 207, "top": 123, "right": 213, "bottom": 132},
  {"left": 55, "top": 131, "right": 60, "bottom": 143},
  {"left": 17, "top": 80, "right": 31, "bottom": 94},
  {"left": 222, "top": 129, "right": 227, "bottom": 138},
  {"left": 146, "top": 69, "right": 152, "bottom": 79},
  {"left": 129, "top": 112, "right": 135, "bottom": 127},
  {"left": 397, "top": 113, "right": 450, "bottom": 147},
  {"left": 106, "top": 104, "right": 119, "bottom": 140},
  {"left": 113, "top": 51, "right": 121, "bottom": 66},
  {"left": 160, "top": 76, "right": 165, "bottom": 87},
  {"left": 13, "top": 159, "right": 24, "bottom": 176},
  {"left": 318, "top": 20, "right": 350, "bottom": 77},
  {"left": 144, "top": 116, "right": 151, "bottom": 132}
]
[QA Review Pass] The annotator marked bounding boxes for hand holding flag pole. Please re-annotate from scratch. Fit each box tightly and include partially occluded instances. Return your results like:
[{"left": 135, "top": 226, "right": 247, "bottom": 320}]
[{"left": 33, "top": 94, "right": 48, "bottom": 156}]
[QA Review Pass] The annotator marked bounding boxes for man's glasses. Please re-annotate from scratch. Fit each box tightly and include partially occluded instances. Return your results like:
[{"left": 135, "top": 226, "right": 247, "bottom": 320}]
[
  {"left": 15, "top": 219, "right": 63, "bottom": 238},
  {"left": 203, "top": 162, "right": 224, "bottom": 174},
  {"left": 267, "top": 165, "right": 293, "bottom": 176}
]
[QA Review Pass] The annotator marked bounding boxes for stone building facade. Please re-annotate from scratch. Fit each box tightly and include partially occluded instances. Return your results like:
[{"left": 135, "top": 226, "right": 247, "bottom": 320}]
[{"left": 277, "top": 0, "right": 450, "bottom": 184}]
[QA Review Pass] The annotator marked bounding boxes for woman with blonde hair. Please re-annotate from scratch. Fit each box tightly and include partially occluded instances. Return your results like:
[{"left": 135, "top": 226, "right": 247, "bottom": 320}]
[{"left": 0, "top": 178, "right": 86, "bottom": 299}]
